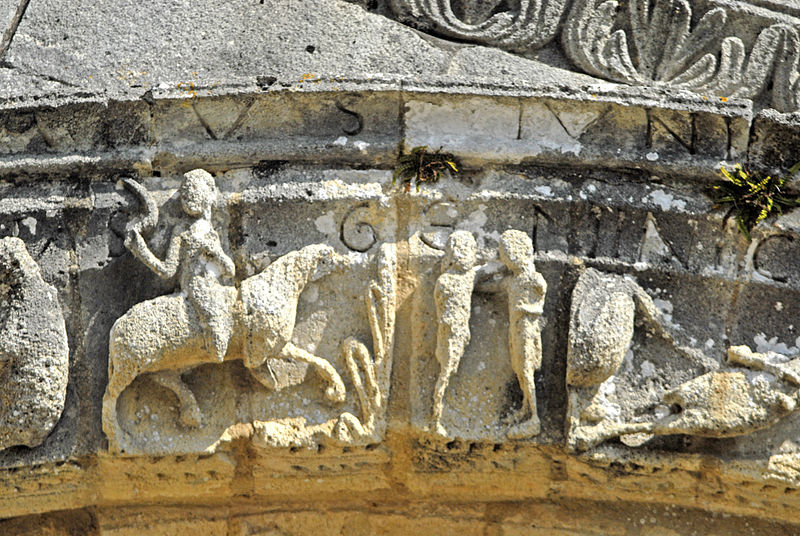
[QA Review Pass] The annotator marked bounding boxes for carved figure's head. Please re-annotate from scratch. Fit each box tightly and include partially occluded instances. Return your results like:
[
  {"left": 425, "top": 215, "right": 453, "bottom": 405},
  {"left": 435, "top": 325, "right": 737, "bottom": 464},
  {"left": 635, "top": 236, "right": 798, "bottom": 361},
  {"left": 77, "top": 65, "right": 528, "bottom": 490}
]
[
  {"left": 443, "top": 230, "right": 477, "bottom": 272},
  {"left": 498, "top": 230, "right": 534, "bottom": 272},
  {"left": 180, "top": 169, "right": 217, "bottom": 218}
]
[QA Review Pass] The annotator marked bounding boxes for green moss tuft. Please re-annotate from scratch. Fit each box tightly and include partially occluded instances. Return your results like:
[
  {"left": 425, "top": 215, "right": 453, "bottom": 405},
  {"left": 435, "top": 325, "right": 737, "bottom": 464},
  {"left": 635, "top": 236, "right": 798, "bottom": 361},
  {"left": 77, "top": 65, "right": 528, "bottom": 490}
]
[
  {"left": 713, "top": 162, "right": 800, "bottom": 240},
  {"left": 393, "top": 146, "right": 459, "bottom": 192}
]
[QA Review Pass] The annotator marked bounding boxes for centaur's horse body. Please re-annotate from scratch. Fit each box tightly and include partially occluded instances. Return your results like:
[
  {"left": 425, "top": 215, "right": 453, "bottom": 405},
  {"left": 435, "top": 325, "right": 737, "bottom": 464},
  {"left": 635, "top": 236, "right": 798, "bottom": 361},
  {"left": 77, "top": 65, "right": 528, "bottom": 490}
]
[{"left": 102, "top": 244, "right": 347, "bottom": 452}]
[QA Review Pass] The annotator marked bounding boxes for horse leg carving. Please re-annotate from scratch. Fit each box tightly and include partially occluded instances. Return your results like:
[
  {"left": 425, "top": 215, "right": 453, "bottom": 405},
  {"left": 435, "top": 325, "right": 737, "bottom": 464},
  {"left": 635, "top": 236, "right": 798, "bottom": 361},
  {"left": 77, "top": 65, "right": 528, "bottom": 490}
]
[
  {"left": 279, "top": 342, "right": 346, "bottom": 404},
  {"left": 150, "top": 371, "right": 203, "bottom": 428}
]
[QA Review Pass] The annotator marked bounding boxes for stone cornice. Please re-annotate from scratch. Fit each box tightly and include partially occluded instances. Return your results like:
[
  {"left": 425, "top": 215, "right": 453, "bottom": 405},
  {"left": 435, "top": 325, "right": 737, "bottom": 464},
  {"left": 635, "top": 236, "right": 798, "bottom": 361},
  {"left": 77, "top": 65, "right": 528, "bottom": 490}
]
[{"left": 2, "top": 81, "right": 798, "bottom": 185}]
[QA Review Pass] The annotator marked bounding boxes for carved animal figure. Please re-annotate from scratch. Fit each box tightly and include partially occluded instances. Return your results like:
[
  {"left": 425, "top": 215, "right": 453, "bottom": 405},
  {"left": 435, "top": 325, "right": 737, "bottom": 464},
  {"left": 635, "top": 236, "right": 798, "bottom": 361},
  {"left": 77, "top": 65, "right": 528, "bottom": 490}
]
[
  {"left": 102, "top": 173, "right": 348, "bottom": 452},
  {"left": 566, "top": 267, "right": 703, "bottom": 451},
  {"left": 103, "top": 242, "right": 348, "bottom": 452},
  {"left": 567, "top": 268, "right": 670, "bottom": 388},
  {"left": 652, "top": 345, "right": 800, "bottom": 437},
  {"left": 566, "top": 268, "right": 798, "bottom": 451}
]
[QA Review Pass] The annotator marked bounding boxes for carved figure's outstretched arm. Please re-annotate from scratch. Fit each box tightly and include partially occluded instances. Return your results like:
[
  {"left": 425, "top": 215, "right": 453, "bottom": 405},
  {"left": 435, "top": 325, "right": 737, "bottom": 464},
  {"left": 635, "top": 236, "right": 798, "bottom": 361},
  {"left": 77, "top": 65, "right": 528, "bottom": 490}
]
[
  {"left": 475, "top": 263, "right": 507, "bottom": 293},
  {"left": 127, "top": 230, "right": 183, "bottom": 280},
  {"left": 122, "top": 177, "right": 182, "bottom": 280}
]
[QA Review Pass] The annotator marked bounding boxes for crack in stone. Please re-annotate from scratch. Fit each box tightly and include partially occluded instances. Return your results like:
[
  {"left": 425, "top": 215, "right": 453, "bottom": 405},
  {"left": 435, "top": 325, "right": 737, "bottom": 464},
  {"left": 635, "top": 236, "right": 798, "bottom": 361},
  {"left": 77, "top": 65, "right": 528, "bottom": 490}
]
[{"left": 0, "top": 0, "right": 32, "bottom": 62}]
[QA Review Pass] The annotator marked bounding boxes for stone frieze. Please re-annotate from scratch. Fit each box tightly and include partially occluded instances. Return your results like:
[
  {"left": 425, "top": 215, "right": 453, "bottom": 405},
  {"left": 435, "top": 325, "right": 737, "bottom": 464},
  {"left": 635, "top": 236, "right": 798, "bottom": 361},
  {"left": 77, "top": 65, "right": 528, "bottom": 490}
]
[{"left": 102, "top": 170, "right": 398, "bottom": 456}]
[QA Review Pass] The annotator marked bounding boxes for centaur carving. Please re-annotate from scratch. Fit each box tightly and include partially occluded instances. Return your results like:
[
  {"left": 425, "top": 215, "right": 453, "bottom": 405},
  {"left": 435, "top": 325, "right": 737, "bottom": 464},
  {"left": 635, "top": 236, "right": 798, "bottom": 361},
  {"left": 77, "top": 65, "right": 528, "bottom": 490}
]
[{"left": 102, "top": 170, "right": 351, "bottom": 452}]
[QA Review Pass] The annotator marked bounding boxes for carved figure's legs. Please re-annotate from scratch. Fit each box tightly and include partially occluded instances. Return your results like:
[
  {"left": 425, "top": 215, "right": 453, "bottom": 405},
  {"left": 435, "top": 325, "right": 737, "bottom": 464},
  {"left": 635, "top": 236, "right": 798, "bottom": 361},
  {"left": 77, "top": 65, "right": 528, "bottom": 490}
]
[
  {"left": 431, "top": 371, "right": 452, "bottom": 437},
  {"left": 150, "top": 371, "right": 203, "bottom": 428},
  {"left": 506, "top": 317, "right": 542, "bottom": 439},
  {"left": 278, "top": 342, "right": 346, "bottom": 404},
  {"left": 432, "top": 324, "right": 467, "bottom": 437}
]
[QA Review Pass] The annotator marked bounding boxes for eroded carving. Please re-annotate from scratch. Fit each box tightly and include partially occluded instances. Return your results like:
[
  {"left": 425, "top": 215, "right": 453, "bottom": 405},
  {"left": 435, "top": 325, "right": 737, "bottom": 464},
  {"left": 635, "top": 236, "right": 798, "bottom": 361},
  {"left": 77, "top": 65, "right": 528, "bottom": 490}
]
[
  {"left": 431, "top": 230, "right": 479, "bottom": 437},
  {"left": 103, "top": 170, "right": 398, "bottom": 454},
  {"left": 566, "top": 268, "right": 707, "bottom": 451},
  {"left": 478, "top": 230, "right": 546, "bottom": 439},
  {"left": 650, "top": 345, "right": 800, "bottom": 438},
  {"left": 389, "top": 0, "right": 567, "bottom": 52},
  {"left": 382, "top": 0, "right": 800, "bottom": 112},
  {"left": 565, "top": 266, "right": 800, "bottom": 452},
  {"left": 334, "top": 243, "right": 397, "bottom": 443},
  {"left": 0, "top": 237, "right": 68, "bottom": 450},
  {"left": 428, "top": 229, "right": 546, "bottom": 439}
]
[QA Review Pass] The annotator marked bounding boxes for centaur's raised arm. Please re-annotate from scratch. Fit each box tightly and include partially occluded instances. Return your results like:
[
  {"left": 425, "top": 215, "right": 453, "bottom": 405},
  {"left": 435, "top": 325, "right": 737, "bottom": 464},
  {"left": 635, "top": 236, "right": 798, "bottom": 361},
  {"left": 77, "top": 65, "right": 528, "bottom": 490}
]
[
  {"left": 122, "top": 178, "right": 182, "bottom": 280},
  {"left": 127, "top": 230, "right": 182, "bottom": 280}
]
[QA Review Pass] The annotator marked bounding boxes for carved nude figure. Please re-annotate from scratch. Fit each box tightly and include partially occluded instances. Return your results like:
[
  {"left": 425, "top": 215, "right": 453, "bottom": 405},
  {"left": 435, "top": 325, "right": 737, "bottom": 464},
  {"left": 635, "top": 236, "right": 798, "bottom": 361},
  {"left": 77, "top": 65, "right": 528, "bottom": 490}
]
[
  {"left": 480, "top": 230, "right": 546, "bottom": 439},
  {"left": 431, "top": 230, "right": 479, "bottom": 437},
  {"left": 103, "top": 170, "right": 349, "bottom": 452}
]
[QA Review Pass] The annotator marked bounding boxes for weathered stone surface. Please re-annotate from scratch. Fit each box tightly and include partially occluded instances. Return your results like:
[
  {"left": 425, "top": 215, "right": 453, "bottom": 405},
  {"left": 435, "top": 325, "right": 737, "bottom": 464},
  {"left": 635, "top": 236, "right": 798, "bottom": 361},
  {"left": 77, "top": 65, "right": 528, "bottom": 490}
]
[
  {"left": 101, "top": 169, "right": 398, "bottom": 455},
  {"left": 5, "top": 0, "right": 800, "bottom": 532},
  {"left": 0, "top": 236, "right": 68, "bottom": 451}
]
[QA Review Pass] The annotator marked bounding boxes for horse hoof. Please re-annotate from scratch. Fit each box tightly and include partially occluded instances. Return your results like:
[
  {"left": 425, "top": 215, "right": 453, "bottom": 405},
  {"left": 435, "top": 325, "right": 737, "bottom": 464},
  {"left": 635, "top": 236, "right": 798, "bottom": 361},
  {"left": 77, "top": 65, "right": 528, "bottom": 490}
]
[{"left": 326, "top": 384, "right": 346, "bottom": 404}]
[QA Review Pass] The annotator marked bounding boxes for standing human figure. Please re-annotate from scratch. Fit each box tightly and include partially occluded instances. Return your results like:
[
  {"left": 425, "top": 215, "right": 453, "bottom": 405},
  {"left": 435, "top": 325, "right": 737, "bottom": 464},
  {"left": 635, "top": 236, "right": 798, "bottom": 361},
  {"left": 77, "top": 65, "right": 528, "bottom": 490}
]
[
  {"left": 491, "top": 230, "right": 546, "bottom": 439},
  {"left": 431, "top": 231, "right": 479, "bottom": 437}
]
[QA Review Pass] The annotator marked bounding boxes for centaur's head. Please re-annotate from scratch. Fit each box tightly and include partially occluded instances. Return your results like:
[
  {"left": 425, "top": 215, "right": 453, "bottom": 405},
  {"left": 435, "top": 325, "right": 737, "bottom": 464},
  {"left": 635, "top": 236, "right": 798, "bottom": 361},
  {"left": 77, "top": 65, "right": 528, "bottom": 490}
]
[{"left": 180, "top": 169, "right": 217, "bottom": 219}]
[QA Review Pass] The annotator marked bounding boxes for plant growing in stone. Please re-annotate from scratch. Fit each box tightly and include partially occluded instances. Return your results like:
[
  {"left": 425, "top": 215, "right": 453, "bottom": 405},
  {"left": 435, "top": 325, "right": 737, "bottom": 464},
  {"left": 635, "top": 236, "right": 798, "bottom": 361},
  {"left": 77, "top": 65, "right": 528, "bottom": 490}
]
[
  {"left": 393, "top": 146, "right": 459, "bottom": 192},
  {"left": 713, "top": 163, "right": 800, "bottom": 239}
]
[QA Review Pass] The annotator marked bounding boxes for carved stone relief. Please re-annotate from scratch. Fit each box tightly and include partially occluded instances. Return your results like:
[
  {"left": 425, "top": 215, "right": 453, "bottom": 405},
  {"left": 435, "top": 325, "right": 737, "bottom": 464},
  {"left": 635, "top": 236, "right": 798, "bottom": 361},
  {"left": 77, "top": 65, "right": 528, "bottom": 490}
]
[
  {"left": 389, "top": 0, "right": 567, "bottom": 52},
  {"left": 566, "top": 267, "right": 800, "bottom": 452},
  {"left": 563, "top": 0, "right": 800, "bottom": 112},
  {"left": 412, "top": 220, "right": 547, "bottom": 441},
  {"left": 0, "top": 237, "right": 69, "bottom": 451},
  {"left": 103, "top": 170, "right": 398, "bottom": 455}
]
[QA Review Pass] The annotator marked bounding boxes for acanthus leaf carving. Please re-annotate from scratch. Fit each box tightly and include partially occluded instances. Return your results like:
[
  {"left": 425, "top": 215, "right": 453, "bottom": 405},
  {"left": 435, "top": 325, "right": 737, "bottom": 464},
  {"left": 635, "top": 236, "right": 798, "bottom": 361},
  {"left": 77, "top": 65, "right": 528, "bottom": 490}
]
[
  {"left": 563, "top": 0, "right": 729, "bottom": 88},
  {"left": 563, "top": 0, "right": 800, "bottom": 111},
  {"left": 377, "top": 0, "right": 800, "bottom": 111},
  {"left": 389, "top": 0, "right": 567, "bottom": 52}
]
